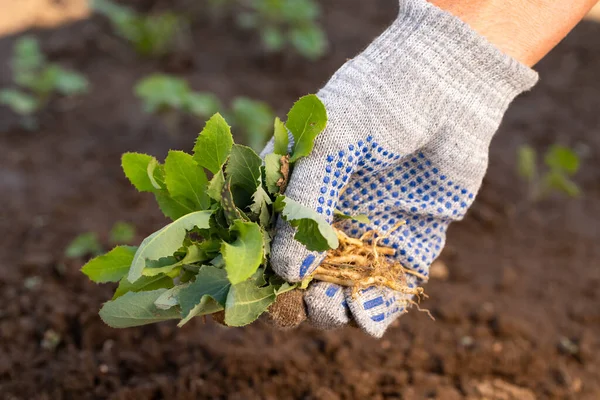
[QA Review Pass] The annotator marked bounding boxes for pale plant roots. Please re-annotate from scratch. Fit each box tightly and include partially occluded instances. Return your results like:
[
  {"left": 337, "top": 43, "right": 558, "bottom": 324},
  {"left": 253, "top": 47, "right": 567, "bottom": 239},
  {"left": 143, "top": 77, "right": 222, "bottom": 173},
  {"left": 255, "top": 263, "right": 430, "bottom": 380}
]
[{"left": 312, "top": 222, "right": 429, "bottom": 313}]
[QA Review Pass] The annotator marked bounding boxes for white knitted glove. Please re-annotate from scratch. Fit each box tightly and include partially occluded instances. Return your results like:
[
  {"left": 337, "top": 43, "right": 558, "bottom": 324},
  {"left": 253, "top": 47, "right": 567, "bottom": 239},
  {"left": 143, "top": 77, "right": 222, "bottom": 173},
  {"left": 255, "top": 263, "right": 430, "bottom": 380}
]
[{"left": 267, "top": 0, "right": 538, "bottom": 337}]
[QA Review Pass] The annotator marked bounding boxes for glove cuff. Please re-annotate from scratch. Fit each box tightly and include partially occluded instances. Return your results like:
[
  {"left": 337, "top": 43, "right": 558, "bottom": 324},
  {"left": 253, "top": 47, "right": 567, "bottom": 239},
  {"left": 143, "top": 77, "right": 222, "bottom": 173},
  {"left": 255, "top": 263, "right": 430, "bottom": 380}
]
[{"left": 363, "top": 0, "right": 538, "bottom": 117}]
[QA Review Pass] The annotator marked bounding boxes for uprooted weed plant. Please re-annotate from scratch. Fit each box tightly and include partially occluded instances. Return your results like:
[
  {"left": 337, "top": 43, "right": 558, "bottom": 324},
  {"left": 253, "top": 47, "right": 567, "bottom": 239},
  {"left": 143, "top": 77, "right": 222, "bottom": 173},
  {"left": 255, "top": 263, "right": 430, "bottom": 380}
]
[{"left": 81, "top": 95, "right": 423, "bottom": 328}]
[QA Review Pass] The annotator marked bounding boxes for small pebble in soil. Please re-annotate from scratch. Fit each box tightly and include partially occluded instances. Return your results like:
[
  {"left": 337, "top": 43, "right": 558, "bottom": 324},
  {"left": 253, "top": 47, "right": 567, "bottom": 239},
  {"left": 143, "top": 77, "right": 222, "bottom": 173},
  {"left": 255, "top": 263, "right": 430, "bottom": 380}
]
[{"left": 41, "top": 329, "right": 61, "bottom": 351}]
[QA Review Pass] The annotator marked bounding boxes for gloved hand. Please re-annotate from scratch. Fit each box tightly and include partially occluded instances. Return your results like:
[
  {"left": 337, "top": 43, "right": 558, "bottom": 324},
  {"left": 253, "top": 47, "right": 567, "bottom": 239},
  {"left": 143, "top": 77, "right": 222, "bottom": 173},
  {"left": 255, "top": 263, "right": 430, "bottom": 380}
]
[{"left": 266, "top": 0, "right": 538, "bottom": 337}]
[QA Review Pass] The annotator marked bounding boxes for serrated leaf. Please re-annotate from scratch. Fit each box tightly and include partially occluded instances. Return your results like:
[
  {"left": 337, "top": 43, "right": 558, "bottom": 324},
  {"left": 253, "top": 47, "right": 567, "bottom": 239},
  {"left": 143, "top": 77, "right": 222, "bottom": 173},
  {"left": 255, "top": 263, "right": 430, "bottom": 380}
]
[
  {"left": 128, "top": 211, "right": 213, "bottom": 282},
  {"left": 122, "top": 152, "right": 157, "bottom": 192},
  {"left": 193, "top": 113, "right": 233, "bottom": 174},
  {"left": 207, "top": 170, "right": 225, "bottom": 201},
  {"left": 333, "top": 210, "right": 370, "bottom": 224},
  {"left": 154, "top": 283, "right": 189, "bottom": 310},
  {"left": 286, "top": 95, "right": 327, "bottom": 163},
  {"left": 544, "top": 145, "right": 580, "bottom": 175},
  {"left": 249, "top": 186, "right": 272, "bottom": 215},
  {"left": 142, "top": 245, "right": 204, "bottom": 277},
  {"left": 164, "top": 150, "right": 211, "bottom": 210},
  {"left": 274, "top": 196, "right": 338, "bottom": 251},
  {"left": 264, "top": 153, "right": 283, "bottom": 194},
  {"left": 154, "top": 190, "right": 196, "bottom": 220},
  {"left": 177, "top": 265, "right": 230, "bottom": 326},
  {"left": 517, "top": 145, "right": 537, "bottom": 181},
  {"left": 222, "top": 220, "right": 264, "bottom": 285},
  {"left": 224, "top": 280, "right": 276, "bottom": 327},
  {"left": 225, "top": 144, "right": 262, "bottom": 206},
  {"left": 100, "top": 289, "right": 180, "bottom": 328},
  {"left": 109, "top": 222, "right": 136, "bottom": 244},
  {"left": 273, "top": 117, "right": 289, "bottom": 155},
  {"left": 81, "top": 245, "right": 136, "bottom": 283},
  {"left": 114, "top": 273, "right": 173, "bottom": 299}
]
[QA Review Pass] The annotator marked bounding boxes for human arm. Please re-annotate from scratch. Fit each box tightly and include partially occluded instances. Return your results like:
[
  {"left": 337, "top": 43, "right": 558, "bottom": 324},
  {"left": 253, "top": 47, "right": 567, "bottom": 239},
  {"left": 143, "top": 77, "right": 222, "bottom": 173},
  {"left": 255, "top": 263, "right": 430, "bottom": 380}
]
[{"left": 264, "top": 0, "right": 596, "bottom": 337}]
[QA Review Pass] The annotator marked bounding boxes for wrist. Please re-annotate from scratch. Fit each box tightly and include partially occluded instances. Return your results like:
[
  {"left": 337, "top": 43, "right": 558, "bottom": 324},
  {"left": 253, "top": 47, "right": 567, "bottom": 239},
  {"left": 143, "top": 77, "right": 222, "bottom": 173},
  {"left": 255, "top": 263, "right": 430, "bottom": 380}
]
[{"left": 428, "top": 0, "right": 598, "bottom": 66}]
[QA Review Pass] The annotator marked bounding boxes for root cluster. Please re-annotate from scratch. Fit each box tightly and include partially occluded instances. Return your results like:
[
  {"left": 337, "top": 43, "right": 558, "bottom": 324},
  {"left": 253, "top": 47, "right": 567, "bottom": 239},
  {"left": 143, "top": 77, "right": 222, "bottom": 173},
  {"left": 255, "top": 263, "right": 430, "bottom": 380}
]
[{"left": 313, "top": 222, "right": 428, "bottom": 303}]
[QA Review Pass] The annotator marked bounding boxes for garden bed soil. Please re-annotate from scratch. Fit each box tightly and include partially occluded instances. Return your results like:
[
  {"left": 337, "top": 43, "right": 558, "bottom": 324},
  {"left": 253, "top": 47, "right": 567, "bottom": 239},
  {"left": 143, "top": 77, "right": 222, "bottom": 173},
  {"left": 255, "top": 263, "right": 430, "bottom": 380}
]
[{"left": 1, "top": 1, "right": 599, "bottom": 398}]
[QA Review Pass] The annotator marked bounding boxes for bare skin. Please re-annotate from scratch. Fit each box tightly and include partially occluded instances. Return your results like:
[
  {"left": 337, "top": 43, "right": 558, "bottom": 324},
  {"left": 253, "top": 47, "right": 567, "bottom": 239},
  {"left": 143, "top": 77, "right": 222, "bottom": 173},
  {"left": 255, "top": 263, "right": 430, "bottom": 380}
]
[{"left": 429, "top": 0, "right": 600, "bottom": 66}]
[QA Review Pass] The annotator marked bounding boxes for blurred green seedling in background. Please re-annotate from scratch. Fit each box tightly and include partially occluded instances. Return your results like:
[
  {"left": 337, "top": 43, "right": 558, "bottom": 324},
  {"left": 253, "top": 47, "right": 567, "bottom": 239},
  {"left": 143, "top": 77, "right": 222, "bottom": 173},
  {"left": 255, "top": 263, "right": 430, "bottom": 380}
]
[
  {"left": 65, "top": 221, "right": 136, "bottom": 259},
  {"left": 517, "top": 144, "right": 582, "bottom": 200},
  {"left": 0, "top": 36, "right": 88, "bottom": 130},
  {"left": 212, "top": 0, "right": 327, "bottom": 60},
  {"left": 91, "top": 0, "right": 188, "bottom": 57},
  {"left": 135, "top": 74, "right": 274, "bottom": 151}
]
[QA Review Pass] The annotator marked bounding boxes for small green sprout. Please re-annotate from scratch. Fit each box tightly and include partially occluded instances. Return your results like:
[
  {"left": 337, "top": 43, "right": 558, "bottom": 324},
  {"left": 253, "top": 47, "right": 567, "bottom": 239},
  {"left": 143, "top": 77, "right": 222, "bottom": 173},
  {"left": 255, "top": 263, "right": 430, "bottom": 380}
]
[
  {"left": 0, "top": 36, "right": 88, "bottom": 130},
  {"left": 91, "top": 0, "right": 187, "bottom": 57},
  {"left": 214, "top": 0, "right": 327, "bottom": 59},
  {"left": 66, "top": 221, "right": 136, "bottom": 259},
  {"left": 135, "top": 74, "right": 274, "bottom": 151},
  {"left": 517, "top": 144, "right": 582, "bottom": 200}
]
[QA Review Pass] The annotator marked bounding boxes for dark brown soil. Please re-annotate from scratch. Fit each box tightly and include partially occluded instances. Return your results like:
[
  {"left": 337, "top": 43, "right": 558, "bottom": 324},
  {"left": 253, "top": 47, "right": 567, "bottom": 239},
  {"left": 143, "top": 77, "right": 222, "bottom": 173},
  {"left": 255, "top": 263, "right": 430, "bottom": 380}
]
[{"left": 1, "top": 1, "right": 600, "bottom": 399}]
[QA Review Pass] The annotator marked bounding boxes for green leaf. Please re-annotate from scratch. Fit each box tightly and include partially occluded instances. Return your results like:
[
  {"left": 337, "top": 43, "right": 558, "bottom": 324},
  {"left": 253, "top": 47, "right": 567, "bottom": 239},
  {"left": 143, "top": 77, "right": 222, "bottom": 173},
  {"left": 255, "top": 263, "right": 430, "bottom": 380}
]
[
  {"left": 193, "top": 113, "right": 234, "bottom": 174},
  {"left": 207, "top": 170, "right": 225, "bottom": 201},
  {"left": 122, "top": 152, "right": 157, "bottom": 192},
  {"left": 225, "top": 144, "right": 263, "bottom": 205},
  {"left": 54, "top": 68, "right": 89, "bottom": 96},
  {"left": 81, "top": 245, "right": 136, "bottom": 283},
  {"left": 154, "top": 190, "right": 196, "bottom": 220},
  {"left": 177, "top": 265, "right": 231, "bottom": 326},
  {"left": 100, "top": 289, "right": 180, "bottom": 328},
  {"left": 185, "top": 92, "right": 221, "bottom": 118},
  {"left": 543, "top": 171, "right": 581, "bottom": 197},
  {"left": 286, "top": 94, "right": 327, "bottom": 162},
  {"left": 249, "top": 186, "right": 272, "bottom": 215},
  {"left": 333, "top": 210, "right": 370, "bottom": 224},
  {"left": 290, "top": 25, "right": 327, "bottom": 60},
  {"left": 264, "top": 153, "right": 283, "bottom": 195},
  {"left": 0, "top": 89, "right": 39, "bottom": 115},
  {"left": 517, "top": 145, "right": 537, "bottom": 181},
  {"left": 274, "top": 196, "right": 338, "bottom": 251},
  {"left": 154, "top": 284, "right": 188, "bottom": 310},
  {"left": 224, "top": 280, "right": 276, "bottom": 327},
  {"left": 273, "top": 117, "right": 289, "bottom": 155},
  {"left": 12, "top": 36, "right": 44, "bottom": 72},
  {"left": 164, "top": 150, "right": 211, "bottom": 210},
  {"left": 222, "top": 220, "right": 264, "bottom": 285},
  {"left": 128, "top": 211, "right": 213, "bottom": 282},
  {"left": 113, "top": 273, "right": 174, "bottom": 299},
  {"left": 109, "top": 222, "right": 136, "bottom": 244},
  {"left": 142, "top": 245, "right": 204, "bottom": 277},
  {"left": 135, "top": 74, "right": 190, "bottom": 113},
  {"left": 544, "top": 145, "right": 580, "bottom": 176},
  {"left": 65, "top": 232, "right": 103, "bottom": 258}
]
